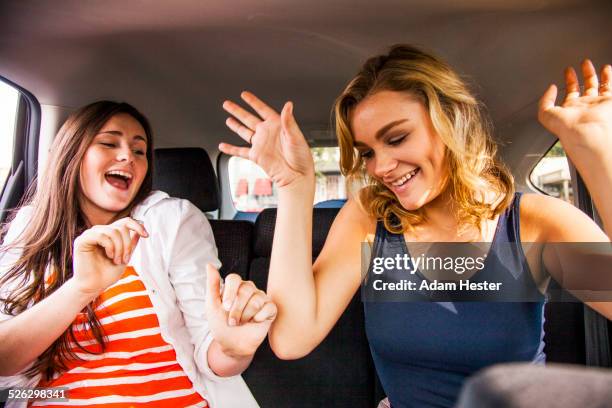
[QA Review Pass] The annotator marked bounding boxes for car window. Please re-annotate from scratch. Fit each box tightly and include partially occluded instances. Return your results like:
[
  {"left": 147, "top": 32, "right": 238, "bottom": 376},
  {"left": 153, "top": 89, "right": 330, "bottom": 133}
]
[
  {"left": 0, "top": 80, "right": 19, "bottom": 188},
  {"left": 228, "top": 147, "right": 348, "bottom": 212},
  {"left": 529, "top": 141, "right": 572, "bottom": 203}
]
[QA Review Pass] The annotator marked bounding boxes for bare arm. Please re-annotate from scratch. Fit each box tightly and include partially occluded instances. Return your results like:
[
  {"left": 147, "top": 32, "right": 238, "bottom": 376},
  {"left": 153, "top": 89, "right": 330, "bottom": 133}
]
[
  {"left": 525, "top": 194, "right": 612, "bottom": 320},
  {"left": 220, "top": 92, "right": 368, "bottom": 359},
  {"left": 269, "top": 191, "right": 368, "bottom": 359},
  {"left": 537, "top": 60, "right": 612, "bottom": 319},
  {"left": 0, "top": 279, "right": 95, "bottom": 375},
  {"left": 538, "top": 61, "right": 612, "bottom": 236}
]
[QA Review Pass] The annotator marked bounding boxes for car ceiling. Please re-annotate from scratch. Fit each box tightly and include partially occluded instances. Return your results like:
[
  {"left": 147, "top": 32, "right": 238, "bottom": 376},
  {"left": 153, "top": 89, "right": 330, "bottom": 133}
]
[{"left": 1, "top": 0, "right": 611, "bottom": 185}]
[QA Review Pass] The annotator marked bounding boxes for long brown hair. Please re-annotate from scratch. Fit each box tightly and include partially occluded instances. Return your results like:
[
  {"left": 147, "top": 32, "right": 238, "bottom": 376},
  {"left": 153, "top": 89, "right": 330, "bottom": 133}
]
[
  {"left": 334, "top": 44, "right": 514, "bottom": 234},
  {"left": 0, "top": 101, "right": 154, "bottom": 379}
]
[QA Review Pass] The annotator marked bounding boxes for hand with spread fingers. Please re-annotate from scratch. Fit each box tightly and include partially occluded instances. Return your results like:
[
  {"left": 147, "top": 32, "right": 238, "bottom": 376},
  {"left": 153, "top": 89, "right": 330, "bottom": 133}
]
[
  {"left": 219, "top": 92, "right": 315, "bottom": 188},
  {"left": 205, "top": 264, "right": 277, "bottom": 359},
  {"left": 538, "top": 59, "right": 612, "bottom": 161}
]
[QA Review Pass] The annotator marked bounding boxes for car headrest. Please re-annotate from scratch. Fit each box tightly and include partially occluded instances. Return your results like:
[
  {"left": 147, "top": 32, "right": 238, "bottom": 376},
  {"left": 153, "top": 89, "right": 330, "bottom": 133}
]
[
  {"left": 253, "top": 208, "right": 340, "bottom": 257},
  {"left": 152, "top": 147, "right": 220, "bottom": 212}
]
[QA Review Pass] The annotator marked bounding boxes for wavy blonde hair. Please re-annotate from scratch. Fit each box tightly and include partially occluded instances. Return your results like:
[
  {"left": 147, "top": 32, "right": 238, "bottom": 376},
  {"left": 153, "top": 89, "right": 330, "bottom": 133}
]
[{"left": 334, "top": 44, "right": 514, "bottom": 234}]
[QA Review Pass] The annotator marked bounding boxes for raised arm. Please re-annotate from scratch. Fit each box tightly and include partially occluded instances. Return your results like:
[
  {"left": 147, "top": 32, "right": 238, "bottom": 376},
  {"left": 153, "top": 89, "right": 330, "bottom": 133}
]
[
  {"left": 538, "top": 60, "right": 612, "bottom": 236},
  {"left": 220, "top": 93, "right": 366, "bottom": 359},
  {"left": 537, "top": 60, "right": 612, "bottom": 319}
]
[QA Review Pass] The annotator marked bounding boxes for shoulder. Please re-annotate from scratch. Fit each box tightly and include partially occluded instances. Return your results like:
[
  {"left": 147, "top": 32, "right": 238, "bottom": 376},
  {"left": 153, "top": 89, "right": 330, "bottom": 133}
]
[
  {"left": 131, "top": 191, "right": 213, "bottom": 249},
  {"left": 519, "top": 193, "right": 606, "bottom": 242},
  {"left": 132, "top": 190, "right": 205, "bottom": 223},
  {"left": 332, "top": 194, "right": 376, "bottom": 238},
  {"left": 2, "top": 205, "right": 35, "bottom": 246}
]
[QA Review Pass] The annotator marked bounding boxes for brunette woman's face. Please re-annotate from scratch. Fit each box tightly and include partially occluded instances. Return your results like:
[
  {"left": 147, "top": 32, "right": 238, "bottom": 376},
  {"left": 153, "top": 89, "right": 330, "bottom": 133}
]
[
  {"left": 351, "top": 90, "right": 448, "bottom": 211},
  {"left": 79, "top": 113, "right": 148, "bottom": 224}
]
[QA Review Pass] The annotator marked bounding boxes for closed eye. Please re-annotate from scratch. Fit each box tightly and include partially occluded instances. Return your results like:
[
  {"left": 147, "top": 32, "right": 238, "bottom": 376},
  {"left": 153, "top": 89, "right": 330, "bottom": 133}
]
[
  {"left": 100, "top": 142, "right": 116, "bottom": 148},
  {"left": 359, "top": 149, "right": 373, "bottom": 159},
  {"left": 388, "top": 135, "right": 406, "bottom": 146}
]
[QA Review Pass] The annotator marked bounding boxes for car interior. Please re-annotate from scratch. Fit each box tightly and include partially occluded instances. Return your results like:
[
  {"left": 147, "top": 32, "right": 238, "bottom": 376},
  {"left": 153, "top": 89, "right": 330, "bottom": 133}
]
[{"left": 1, "top": 1, "right": 611, "bottom": 407}]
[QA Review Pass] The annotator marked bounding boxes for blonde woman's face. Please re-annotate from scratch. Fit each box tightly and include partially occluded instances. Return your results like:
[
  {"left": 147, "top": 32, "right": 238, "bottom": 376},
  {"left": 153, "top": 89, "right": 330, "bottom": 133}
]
[
  {"left": 79, "top": 113, "right": 148, "bottom": 225},
  {"left": 351, "top": 90, "right": 447, "bottom": 211}
]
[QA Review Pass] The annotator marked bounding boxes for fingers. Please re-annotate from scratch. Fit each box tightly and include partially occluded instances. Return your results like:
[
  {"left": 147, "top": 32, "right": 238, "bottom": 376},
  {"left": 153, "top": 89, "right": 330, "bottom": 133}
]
[
  {"left": 221, "top": 273, "right": 243, "bottom": 317},
  {"left": 240, "top": 91, "right": 278, "bottom": 120},
  {"left": 280, "top": 101, "right": 303, "bottom": 144},
  {"left": 600, "top": 64, "right": 611, "bottom": 96},
  {"left": 205, "top": 264, "right": 222, "bottom": 311},
  {"left": 223, "top": 100, "right": 260, "bottom": 139},
  {"left": 564, "top": 59, "right": 612, "bottom": 100},
  {"left": 564, "top": 67, "right": 580, "bottom": 101},
  {"left": 219, "top": 274, "right": 274, "bottom": 326},
  {"left": 218, "top": 142, "right": 250, "bottom": 159},
  {"left": 582, "top": 59, "right": 599, "bottom": 97},
  {"left": 252, "top": 301, "right": 277, "bottom": 323},
  {"left": 110, "top": 217, "right": 149, "bottom": 263},
  {"left": 86, "top": 218, "right": 147, "bottom": 265},
  {"left": 239, "top": 292, "right": 270, "bottom": 323},
  {"left": 115, "top": 225, "right": 132, "bottom": 265},
  {"left": 115, "top": 217, "right": 149, "bottom": 238},
  {"left": 227, "top": 281, "right": 258, "bottom": 325},
  {"left": 87, "top": 227, "right": 123, "bottom": 264},
  {"left": 538, "top": 84, "right": 559, "bottom": 117},
  {"left": 225, "top": 117, "right": 254, "bottom": 143},
  {"left": 538, "top": 84, "right": 563, "bottom": 134},
  {"left": 129, "top": 232, "right": 141, "bottom": 259},
  {"left": 91, "top": 232, "right": 115, "bottom": 260},
  {"left": 101, "top": 227, "right": 124, "bottom": 265}
]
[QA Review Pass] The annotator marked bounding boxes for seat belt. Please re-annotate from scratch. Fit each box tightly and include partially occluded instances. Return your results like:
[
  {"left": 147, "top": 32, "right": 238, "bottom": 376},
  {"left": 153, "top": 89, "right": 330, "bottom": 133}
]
[{"left": 570, "top": 166, "right": 611, "bottom": 367}]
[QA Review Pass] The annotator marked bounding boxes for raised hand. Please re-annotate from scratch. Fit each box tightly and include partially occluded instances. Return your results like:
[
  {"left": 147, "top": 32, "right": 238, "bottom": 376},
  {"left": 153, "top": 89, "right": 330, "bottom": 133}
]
[
  {"left": 205, "top": 264, "right": 277, "bottom": 358},
  {"left": 72, "top": 217, "right": 149, "bottom": 297},
  {"left": 538, "top": 60, "right": 612, "bottom": 160},
  {"left": 220, "top": 92, "right": 314, "bottom": 188}
]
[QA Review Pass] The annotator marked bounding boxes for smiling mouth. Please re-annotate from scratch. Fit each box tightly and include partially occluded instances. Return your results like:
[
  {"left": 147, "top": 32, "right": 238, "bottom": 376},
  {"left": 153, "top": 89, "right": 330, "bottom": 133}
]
[
  {"left": 104, "top": 170, "right": 133, "bottom": 190},
  {"left": 390, "top": 167, "right": 420, "bottom": 188}
]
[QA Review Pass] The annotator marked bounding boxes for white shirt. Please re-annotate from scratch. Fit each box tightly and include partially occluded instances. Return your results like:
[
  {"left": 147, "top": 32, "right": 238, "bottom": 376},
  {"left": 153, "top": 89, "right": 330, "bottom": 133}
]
[{"left": 0, "top": 190, "right": 259, "bottom": 408}]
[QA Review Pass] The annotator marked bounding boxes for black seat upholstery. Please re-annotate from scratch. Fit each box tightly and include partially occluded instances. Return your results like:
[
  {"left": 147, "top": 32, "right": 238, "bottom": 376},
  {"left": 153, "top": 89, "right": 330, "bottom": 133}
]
[
  {"left": 543, "top": 292, "right": 586, "bottom": 365},
  {"left": 243, "top": 208, "right": 377, "bottom": 408},
  {"left": 153, "top": 147, "right": 220, "bottom": 212},
  {"left": 209, "top": 219, "right": 253, "bottom": 279}
]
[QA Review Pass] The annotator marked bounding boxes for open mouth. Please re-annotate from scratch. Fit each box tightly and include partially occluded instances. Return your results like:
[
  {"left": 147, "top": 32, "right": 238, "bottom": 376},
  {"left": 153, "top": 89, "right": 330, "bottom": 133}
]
[
  {"left": 104, "top": 170, "right": 133, "bottom": 191},
  {"left": 390, "top": 167, "right": 420, "bottom": 189}
]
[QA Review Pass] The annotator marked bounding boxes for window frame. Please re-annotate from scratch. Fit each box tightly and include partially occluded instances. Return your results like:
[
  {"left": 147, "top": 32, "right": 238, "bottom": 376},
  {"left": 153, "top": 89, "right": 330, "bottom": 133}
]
[
  {"left": 0, "top": 75, "right": 41, "bottom": 222},
  {"left": 527, "top": 140, "right": 571, "bottom": 199}
]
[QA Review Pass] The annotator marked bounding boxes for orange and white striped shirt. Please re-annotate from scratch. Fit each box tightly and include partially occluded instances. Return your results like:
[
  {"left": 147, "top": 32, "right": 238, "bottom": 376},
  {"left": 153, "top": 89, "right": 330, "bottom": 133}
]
[{"left": 32, "top": 266, "right": 208, "bottom": 408}]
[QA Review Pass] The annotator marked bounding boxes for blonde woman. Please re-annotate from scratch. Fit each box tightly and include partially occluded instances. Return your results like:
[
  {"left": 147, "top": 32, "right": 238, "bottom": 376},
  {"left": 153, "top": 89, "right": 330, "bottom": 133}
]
[
  {"left": 0, "top": 101, "right": 275, "bottom": 407},
  {"left": 220, "top": 45, "right": 612, "bottom": 407}
]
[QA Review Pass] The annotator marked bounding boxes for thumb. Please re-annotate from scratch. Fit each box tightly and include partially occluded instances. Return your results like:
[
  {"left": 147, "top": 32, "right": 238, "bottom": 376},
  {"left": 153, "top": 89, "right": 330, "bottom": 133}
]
[
  {"left": 280, "top": 101, "right": 303, "bottom": 143},
  {"left": 206, "top": 264, "right": 223, "bottom": 312},
  {"left": 538, "top": 84, "right": 561, "bottom": 132}
]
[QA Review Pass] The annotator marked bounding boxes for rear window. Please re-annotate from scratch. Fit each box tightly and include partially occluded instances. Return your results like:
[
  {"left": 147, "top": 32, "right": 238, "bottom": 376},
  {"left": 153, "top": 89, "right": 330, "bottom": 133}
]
[
  {"left": 529, "top": 141, "right": 572, "bottom": 203},
  {"left": 228, "top": 147, "right": 347, "bottom": 212}
]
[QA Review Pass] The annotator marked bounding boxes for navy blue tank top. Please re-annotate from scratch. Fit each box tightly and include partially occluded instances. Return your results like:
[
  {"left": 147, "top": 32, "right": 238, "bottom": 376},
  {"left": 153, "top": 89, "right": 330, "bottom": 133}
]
[{"left": 364, "top": 193, "right": 546, "bottom": 408}]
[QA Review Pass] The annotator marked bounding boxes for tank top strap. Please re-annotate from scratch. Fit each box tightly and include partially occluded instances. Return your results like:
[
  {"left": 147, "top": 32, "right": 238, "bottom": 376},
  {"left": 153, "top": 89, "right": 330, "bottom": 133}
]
[
  {"left": 492, "top": 191, "right": 522, "bottom": 245},
  {"left": 505, "top": 191, "right": 523, "bottom": 243}
]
